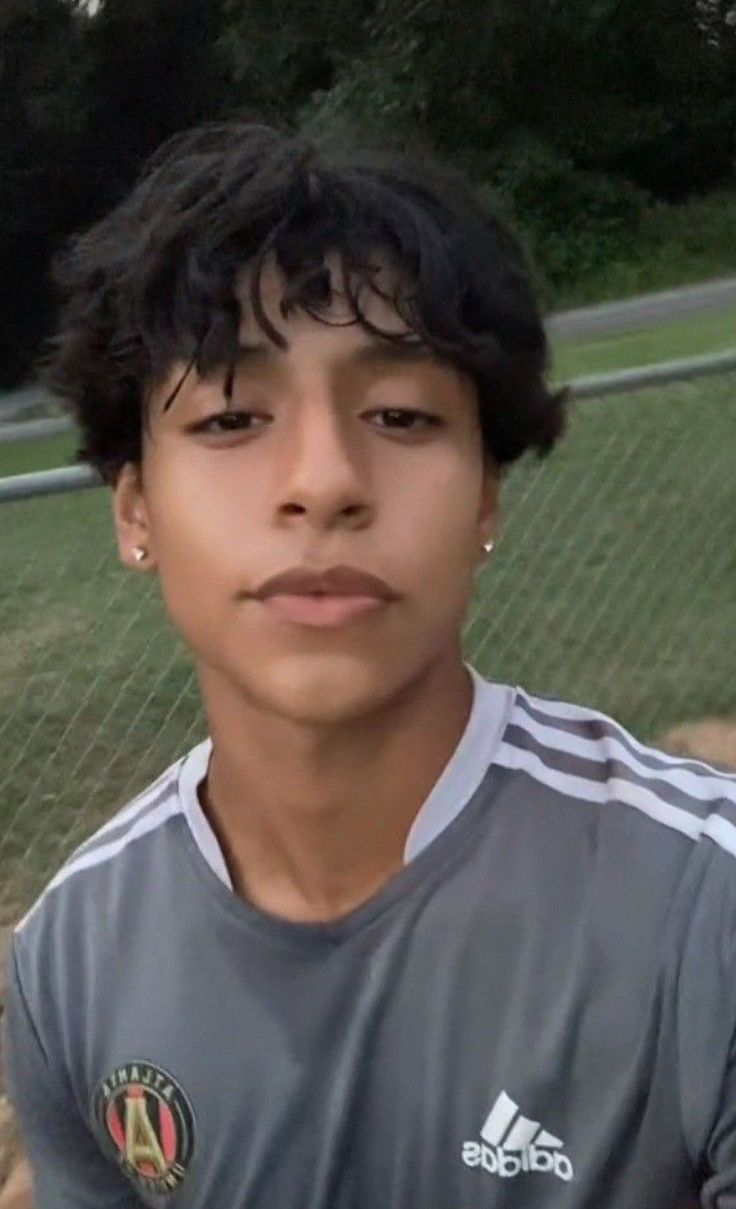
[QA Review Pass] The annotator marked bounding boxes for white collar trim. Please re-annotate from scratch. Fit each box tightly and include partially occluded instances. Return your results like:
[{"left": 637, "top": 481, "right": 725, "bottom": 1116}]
[
  {"left": 177, "top": 666, "right": 513, "bottom": 889},
  {"left": 403, "top": 667, "right": 513, "bottom": 860}
]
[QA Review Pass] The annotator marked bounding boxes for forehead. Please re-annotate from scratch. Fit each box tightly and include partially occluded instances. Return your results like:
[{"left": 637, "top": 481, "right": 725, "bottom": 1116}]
[
  {"left": 155, "top": 252, "right": 451, "bottom": 417},
  {"left": 235, "top": 250, "right": 416, "bottom": 349}
]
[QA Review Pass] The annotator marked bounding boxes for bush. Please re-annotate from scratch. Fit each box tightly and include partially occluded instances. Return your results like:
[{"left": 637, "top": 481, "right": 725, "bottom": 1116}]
[
  {"left": 555, "top": 190, "right": 736, "bottom": 305},
  {"left": 481, "top": 139, "right": 651, "bottom": 302}
]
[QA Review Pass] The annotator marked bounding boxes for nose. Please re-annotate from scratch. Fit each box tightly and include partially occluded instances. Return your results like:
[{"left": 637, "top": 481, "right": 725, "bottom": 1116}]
[{"left": 275, "top": 395, "right": 374, "bottom": 533}]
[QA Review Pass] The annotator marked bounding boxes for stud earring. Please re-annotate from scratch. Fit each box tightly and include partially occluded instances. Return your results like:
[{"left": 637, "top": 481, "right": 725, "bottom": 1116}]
[
  {"left": 132, "top": 546, "right": 147, "bottom": 563},
  {"left": 482, "top": 540, "right": 495, "bottom": 555}
]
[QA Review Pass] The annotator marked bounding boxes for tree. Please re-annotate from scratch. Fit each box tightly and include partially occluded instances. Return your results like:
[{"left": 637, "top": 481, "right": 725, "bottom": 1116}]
[
  {"left": 0, "top": 0, "right": 231, "bottom": 386},
  {"left": 296, "top": 0, "right": 735, "bottom": 195},
  {"left": 0, "top": 0, "right": 85, "bottom": 386},
  {"left": 3, "top": 0, "right": 735, "bottom": 385},
  {"left": 80, "top": 0, "right": 230, "bottom": 218},
  {"left": 219, "top": 0, "right": 376, "bottom": 128}
]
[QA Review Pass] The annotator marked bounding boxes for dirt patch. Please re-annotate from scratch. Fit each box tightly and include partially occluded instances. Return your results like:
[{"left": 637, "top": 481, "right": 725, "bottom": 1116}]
[
  {"left": 0, "top": 928, "right": 28, "bottom": 1204},
  {"left": 0, "top": 1097, "right": 21, "bottom": 1187},
  {"left": 0, "top": 928, "right": 9, "bottom": 1019},
  {"left": 0, "top": 1092, "right": 29, "bottom": 1209},
  {"left": 657, "top": 718, "right": 736, "bottom": 770},
  {"left": 0, "top": 1152, "right": 32, "bottom": 1209}
]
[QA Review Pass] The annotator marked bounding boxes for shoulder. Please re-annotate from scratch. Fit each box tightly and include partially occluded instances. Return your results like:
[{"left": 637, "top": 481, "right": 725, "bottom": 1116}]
[
  {"left": 7, "top": 743, "right": 212, "bottom": 1071},
  {"left": 13, "top": 747, "right": 196, "bottom": 957},
  {"left": 497, "top": 686, "right": 736, "bottom": 858}
]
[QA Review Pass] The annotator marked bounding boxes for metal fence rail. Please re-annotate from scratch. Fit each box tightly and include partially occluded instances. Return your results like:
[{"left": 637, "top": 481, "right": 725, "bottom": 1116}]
[
  {"left": 0, "top": 465, "right": 99, "bottom": 502},
  {"left": 2, "top": 357, "right": 735, "bottom": 919},
  {"left": 0, "top": 417, "right": 72, "bottom": 445},
  {"left": 3, "top": 348, "right": 736, "bottom": 449}
]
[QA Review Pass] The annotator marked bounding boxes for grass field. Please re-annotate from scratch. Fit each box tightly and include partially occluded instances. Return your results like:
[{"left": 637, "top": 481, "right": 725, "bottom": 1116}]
[
  {"left": 1, "top": 359, "right": 736, "bottom": 917},
  {"left": 552, "top": 303, "right": 736, "bottom": 380}
]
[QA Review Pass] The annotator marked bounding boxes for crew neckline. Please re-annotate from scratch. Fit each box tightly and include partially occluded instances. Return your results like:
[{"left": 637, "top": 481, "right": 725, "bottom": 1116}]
[{"left": 176, "top": 665, "right": 514, "bottom": 893}]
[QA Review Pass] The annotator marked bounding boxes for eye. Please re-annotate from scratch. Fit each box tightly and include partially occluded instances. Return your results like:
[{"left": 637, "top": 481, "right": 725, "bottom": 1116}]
[
  {"left": 187, "top": 407, "right": 441, "bottom": 437},
  {"left": 189, "top": 411, "right": 270, "bottom": 435},
  {"left": 367, "top": 408, "right": 442, "bottom": 431}
]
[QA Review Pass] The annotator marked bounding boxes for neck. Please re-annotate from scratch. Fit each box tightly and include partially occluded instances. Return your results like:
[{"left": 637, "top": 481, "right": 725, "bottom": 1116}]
[{"left": 197, "top": 655, "right": 475, "bottom": 923}]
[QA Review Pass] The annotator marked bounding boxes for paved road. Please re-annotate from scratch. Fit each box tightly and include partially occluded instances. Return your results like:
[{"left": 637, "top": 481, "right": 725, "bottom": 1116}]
[
  {"left": 2, "top": 276, "right": 736, "bottom": 420},
  {"left": 548, "top": 275, "right": 736, "bottom": 341}
]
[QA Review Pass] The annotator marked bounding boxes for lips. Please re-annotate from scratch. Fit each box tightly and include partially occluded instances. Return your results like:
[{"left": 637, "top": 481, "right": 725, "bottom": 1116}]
[
  {"left": 249, "top": 564, "right": 398, "bottom": 628},
  {"left": 263, "top": 594, "right": 387, "bottom": 627},
  {"left": 252, "top": 564, "right": 397, "bottom": 602}
]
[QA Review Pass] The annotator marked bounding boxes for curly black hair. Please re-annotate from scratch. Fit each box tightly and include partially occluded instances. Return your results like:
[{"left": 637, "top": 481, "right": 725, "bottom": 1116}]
[{"left": 45, "top": 121, "right": 566, "bottom": 484}]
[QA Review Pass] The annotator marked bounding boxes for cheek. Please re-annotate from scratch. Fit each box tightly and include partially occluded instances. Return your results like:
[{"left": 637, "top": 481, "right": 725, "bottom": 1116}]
[
  {"left": 392, "top": 451, "right": 484, "bottom": 564},
  {"left": 153, "top": 491, "right": 232, "bottom": 566},
  {"left": 147, "top": 441, "right": 262, "bottom": 545},
  {"left": 144, "top": 458, "right": 260, "bottom": 614}
]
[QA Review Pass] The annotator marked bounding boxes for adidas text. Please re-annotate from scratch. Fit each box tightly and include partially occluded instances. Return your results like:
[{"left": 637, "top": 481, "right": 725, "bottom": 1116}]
[{"left": 461, "top": 1141, "right": 574, "bottom": 1182}]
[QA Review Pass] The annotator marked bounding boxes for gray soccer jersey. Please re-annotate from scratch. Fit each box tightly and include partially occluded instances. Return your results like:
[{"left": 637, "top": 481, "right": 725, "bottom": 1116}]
[{"left": 4, "top": 668, "right": 736, "bottom": 1208}]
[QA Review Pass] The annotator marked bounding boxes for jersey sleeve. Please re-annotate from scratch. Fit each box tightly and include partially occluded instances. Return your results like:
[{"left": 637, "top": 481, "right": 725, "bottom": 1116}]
[
  {"left": 701, "top": 1058, "right": 736, "bottom": 1207},
  {"left": 676, "top": 839, "right": 736, "bottom": 1207},
  {"left": 1, "top": 940, "right": 141, "bottom": 1209}
]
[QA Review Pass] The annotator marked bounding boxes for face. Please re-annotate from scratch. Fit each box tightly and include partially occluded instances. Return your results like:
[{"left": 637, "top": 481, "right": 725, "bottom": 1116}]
[{"left": 114, "top": 254, "right": 498, "bottom": 726}]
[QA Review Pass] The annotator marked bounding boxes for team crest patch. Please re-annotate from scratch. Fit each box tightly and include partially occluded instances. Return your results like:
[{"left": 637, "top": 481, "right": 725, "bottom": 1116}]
[{"left": 94, "top": 1061, "right": 195, "bottom": 1195}]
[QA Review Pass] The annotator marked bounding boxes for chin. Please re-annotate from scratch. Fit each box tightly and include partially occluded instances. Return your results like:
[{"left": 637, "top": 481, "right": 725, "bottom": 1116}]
[{"left": 253, "top": 651, "right": 405, "bottom": 726}]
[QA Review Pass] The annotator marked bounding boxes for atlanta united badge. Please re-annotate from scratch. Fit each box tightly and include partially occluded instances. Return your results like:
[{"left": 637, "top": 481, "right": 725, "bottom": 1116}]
[{"left": 94, "top": 1060, "right": 196, "bottom": 1195}]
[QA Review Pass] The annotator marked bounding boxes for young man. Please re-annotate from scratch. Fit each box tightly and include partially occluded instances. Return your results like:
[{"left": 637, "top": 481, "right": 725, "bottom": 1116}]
[{"left": 3, "top": 121, "right": 736, "bottom": 1209}]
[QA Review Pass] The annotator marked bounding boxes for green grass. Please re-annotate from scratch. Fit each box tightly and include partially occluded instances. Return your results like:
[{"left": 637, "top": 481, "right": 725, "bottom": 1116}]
[
  {"left": 0, "top": 485, "right": 202, "bottom": 916},
  {"left": 1, "top": 372, "right": 736, "bottom": 918},
  {"left": 468, "top": 375, "right": 736, "bottom": 727},
  {"left": 554, "top": 303, "right": 736, "bottom": 381},
  {"left": 0, "top": 432, "right": 77, "bottom": 477}
]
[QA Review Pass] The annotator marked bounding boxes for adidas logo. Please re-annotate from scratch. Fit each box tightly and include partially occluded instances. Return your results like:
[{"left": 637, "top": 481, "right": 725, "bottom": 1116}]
[{"left": 461, "top": 1090, "right": 574, "bottom": 1182}]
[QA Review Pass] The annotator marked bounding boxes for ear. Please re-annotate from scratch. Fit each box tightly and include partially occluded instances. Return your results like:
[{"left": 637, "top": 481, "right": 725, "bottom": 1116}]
[
  {"left": 477, "top": 457, "right": 500, "bottom": 550},
  {"left": 112, "top": 463, "right": 156, "bottom": 571}
]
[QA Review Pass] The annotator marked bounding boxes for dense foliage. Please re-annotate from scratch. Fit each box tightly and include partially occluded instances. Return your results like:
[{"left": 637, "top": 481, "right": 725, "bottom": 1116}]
[{"left": 2, "top": 0, "right": 735, "bottom": 385}]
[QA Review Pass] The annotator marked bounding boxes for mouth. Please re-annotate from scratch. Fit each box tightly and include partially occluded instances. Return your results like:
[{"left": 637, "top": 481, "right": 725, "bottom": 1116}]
[
  {"left": 248, "top": 563, "right": 399, "bottom": 627},
  {"left": 260, "top": 593, "right": 390, "bottom": 628}
]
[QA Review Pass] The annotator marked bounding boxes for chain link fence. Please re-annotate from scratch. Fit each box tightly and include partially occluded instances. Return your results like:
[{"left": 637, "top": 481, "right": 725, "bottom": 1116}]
[{"left": 2, "top": 370, "right": 736, "bottom": 920}]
